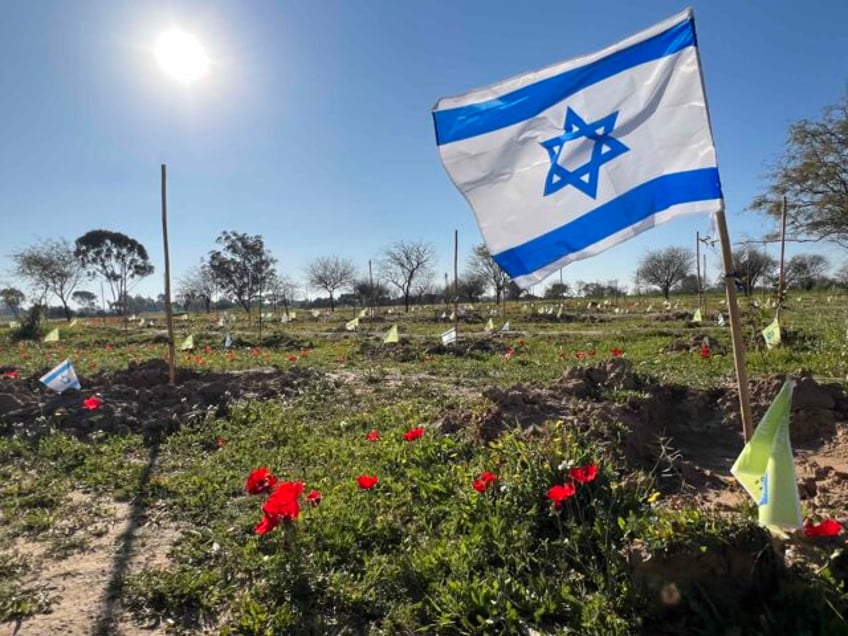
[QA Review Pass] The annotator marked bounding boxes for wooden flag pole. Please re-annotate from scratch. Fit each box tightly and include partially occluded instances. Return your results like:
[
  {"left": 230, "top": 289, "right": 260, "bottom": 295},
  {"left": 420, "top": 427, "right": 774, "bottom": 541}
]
[
  {"left": 696, "top": 231, "right": 703, "bottom": 313},
  {"left": 161, "top": 164, "right": 177, "bottom": 386},
  {"left": 453, "top": 230, "right": 459, "bottom": 338},
  {"left": 714, "top": 204, "right": 754, "bottom": 440}
]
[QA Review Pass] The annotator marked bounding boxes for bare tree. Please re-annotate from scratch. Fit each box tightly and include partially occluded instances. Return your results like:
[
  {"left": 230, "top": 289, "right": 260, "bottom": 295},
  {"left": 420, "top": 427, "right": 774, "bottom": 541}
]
[
  {"left": 13, "top": 238, "right": 84, "bottom": 321},
  {"left": 467, "top": 243, "right": 511, "bottom": 307},
  {"left": 378, "top": 241, "right": 436, "bottom": 312},
  {"left": 635, "top": 247, "right": 694, "bottom": 299},
  {"left": 751, "top": 94, "right": 848, "bottom": 246},
  {"left": 731, "top": 248, "right": 777, "bottom": 296},
  {"left": 307, "top": 256, "right": 357, "bottom": 312},
  {"left": 178, "top": 261, "right": 218, "bottom": 313},
  {"left": 265, "top": 271, "right": 298, "bottom": 315},
  {"left": 785, "top": 254, "right": 830, "bottom": 290}
]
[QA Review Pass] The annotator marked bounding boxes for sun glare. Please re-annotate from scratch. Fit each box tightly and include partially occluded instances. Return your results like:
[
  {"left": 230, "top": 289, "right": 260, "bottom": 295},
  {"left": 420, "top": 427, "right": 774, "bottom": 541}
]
[{"left": 154, "top": 28, "right": 210, "bottom": 83}]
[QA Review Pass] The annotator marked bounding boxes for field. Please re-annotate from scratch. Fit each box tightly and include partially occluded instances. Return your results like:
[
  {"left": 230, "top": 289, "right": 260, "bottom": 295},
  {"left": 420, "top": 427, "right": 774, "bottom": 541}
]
[{"left": 1, "top": 291, "right": 848, "bottom": 635}]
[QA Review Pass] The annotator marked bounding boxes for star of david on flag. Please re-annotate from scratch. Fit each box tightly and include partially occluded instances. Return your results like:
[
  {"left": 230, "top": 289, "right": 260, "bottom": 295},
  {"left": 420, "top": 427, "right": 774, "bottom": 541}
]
[
  {"left": 39, "top": 358, "right": 81, "bottom": 394},
  {"left": 541, "top": 108, "right": 628, "bottom": 198},
  {"left": 432, "top": 9, "right": 723, "bottom": 288}
]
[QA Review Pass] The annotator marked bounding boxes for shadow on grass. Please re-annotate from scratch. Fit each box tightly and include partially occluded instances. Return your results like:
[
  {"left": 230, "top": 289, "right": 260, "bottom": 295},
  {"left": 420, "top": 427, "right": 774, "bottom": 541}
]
[{"left": 92, "top": 436, "right": 161, "bottom": 636}]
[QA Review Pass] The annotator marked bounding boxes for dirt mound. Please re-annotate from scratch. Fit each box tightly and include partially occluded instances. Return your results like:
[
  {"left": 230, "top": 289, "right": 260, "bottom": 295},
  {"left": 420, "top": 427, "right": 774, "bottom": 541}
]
[
  {"left": 0, "top": 358, "right": 326, "bottom": 441},
  {"left": 356, "top": 341, "right": 422, "bottom": 362},
  {"left": 662, "top": 333, "right": 725, "bottom": 354},
  {"left": 425, "top": 339, "right": 512, "bottom": 357},
  {"left": 523, "top": 312, "right": 610, "bottom": 324}
]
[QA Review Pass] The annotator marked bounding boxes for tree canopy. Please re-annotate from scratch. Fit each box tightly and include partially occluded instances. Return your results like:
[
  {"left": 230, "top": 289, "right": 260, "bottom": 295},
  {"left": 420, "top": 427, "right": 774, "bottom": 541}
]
[
  {"left": 13, "top": 238, "right": 84, "bottom": 320},
  {"left": 752, "top": 94, "right": 848, "bottom": 246},
  {"left": 74, "top": 230, "right": 154, "bottom": 316},
  {"left": 307, "top": 256, "right": 357, "bottom": 312},
  {"left": 635, "top": 247, "right": 693, "bottom": 299},
  {"left": 207, "top": 231, "right": 276, "bottom": 317},
  {"left": 378, "top": 241, "right": 435, "bottom": 312}
]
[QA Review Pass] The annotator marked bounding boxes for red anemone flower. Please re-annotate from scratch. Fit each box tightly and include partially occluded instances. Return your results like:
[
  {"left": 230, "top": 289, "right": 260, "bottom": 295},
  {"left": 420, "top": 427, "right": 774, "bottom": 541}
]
[
  {"left": 357, "top": 475, "right": 379, "bottom": 489},
  {"left": 569, "top": 464, "right": 598, "bottom": 484},
  {"left": 700, "top": 344, "right": 711, "bottom": 359},
  {"left": 245, "top": 467, "right": 278, "bottom": 495},
  {"left": 366, "top": 430, "right": 380, "bottom": 441},
  {"left": 575, "top": 351, "right": 587, "bottom": 360},
  {"left": 215, "top": 437, "right": 226, "bottom": 448},
  {"left": 82, "top": 396, "right": 103, "bottom": 410},
  {"left": 286, "top": 354, "right": 298, "bottom": 362},
  {"left": 306, "top": 489, "right": 321, "bottom": 506},
  {"left": 1, "top": 370, "right": 19, "bottom": 379},
  {"left": 610, "top": 348, "right": 623, "bottom": 357},
  {"left": 473, "top": 471, "right": 498, "bottom": 493},
  {"left": 300, "top": 349, "right": 309, "bottom": 358},
  {"left": 547, "top": 483, "right": 576, "bottom": 508},
  {"left": 254, "top": 481, "right": 305, "bottom": 534},
  {"left": 504, "top": 347, "right": 515, "bottom": 361},
  {"left": 804, "top": 519, "right": 843, "bottom": 538},
  {"left": 403, "top": 427, "right": 424, "bottom": 442}
]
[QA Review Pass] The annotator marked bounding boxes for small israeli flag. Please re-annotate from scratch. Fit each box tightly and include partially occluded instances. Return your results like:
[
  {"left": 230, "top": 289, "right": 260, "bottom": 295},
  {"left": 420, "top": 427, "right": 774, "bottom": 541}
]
[
  {"left": 433, "top": 9, "right": 721, "bottom": 288},
  {"left": 441, "top": 327, "right": 457, "bottom": 345},
  {"left": 223, "top": 333, "right": 233, "bottom": 349},
  {"left": 39, "top": 359, "right": 81, "bottom": 393}
]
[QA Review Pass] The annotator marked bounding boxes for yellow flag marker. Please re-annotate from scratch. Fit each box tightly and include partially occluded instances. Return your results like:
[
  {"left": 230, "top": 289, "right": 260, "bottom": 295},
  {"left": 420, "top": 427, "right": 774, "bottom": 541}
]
[
  {"left": 179, "top": 334, "right": 195, "bottom": 351},
  {"left": 43, "top": 328, "right": 59, "bottom": 342},
  {"left": 345, "top": 317, "right": 359, "bottom": 331},
  {"left": 484, "top": 318, "right": 494, "bottom": 332},
  {"left": 692, "top": 308, "right": 702, "bottom": 323},
  {"left": 383, "top": 324, "right": 399, "bottom": 344},
  {"left": 731, "top": 380, "right": 801, "bottom": 529},
  {"left": 762, "top": 319, "right": 781, "bottom": 349}
]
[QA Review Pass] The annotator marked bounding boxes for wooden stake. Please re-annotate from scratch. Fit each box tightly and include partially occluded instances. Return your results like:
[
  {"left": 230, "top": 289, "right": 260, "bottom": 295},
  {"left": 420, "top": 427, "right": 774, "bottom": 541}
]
[
  {"left": 453, "top": 230, "right": 459, "bottom": 337},
  {"left": 777, "top": 196, "right": 787, "bottom": 323},
  {"left": 696, "top": 231, "right": 703, "bottom": 312},
  {"left": 714, "top": 205, "right": 754, "bottom": 440},
  {"left": 161, "top": 164, "right": 177, "bottom": 386}
]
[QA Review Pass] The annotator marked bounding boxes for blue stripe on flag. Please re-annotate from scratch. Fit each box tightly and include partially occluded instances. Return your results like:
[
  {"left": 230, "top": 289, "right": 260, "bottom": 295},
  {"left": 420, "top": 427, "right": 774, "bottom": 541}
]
[
  {"left": 492, "top": 168, "right": 721, "bottom": 278},
  {"left": 41, "top": 360, "right": 71, "bottom": 385},
  {"left": 434, "top": 17, "right": 695, "bottom": 146}
]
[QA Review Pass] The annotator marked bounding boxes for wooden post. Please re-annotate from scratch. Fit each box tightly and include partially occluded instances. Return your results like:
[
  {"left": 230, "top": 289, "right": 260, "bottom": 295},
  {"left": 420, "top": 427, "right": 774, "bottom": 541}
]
[
  {"left": 702, "top": 253, "right": 707, "bottom": 313},
  {"left": 696, "top": 231, "right": 703, "bottom": 313},
  {"left": 453, "top": 230, "right": 459, "bottom": 337},
  {"left": 777, "top": 196, "right": 787, "bottom": 322},
  {"left": 368, "top": 259, "right": 374, "bottom": 312},
  {"left": 161, "top": 164, "right": 177, "bottom": 386},
  {"left": 714, "top": 205, "right": 754, "bottom": 440}
]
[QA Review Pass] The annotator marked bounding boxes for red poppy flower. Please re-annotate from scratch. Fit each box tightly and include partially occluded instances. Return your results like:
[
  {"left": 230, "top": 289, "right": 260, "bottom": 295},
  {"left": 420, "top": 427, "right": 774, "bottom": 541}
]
[
  {"left": 215, "top": 437, "right": 226, "bottom": 448},
  {"left": 193, "top": 355, "right": 203, "bottom": 365},
  {"left": 517, "top": 339, "right": 526, "bottom": 347},
  {"left": 481, "top": 471, "right": 497, "bottom": 484},
  {"left": 245, "top": 467, "right": 278, "bottom": 495},
  {"left": 472, "top": 479, "right": 487, "bottom": 493},
  {"left": 357, "top": 475, "right": 379, "bottom": 489},
  {"left": 306, "top": 489, "right": 321, "bottom": 506},
  {"left": 610, "top": 348, "right": 623, "bottom": 357},
  {"left": 366, "top": 430, "right": 380, "bottom": 441},
  {"left": 286, "top": 354, "right": 298, "bottom": 362},
  {"left": 403, "top": 427, "right": 424, "bottom": 442},
  {"left": 1, "top": 370, "right": 19, "bottom": 379},
  {"left": 254, "top": 514, "right": 278, "bottom": 535},
  {"left": 804, "top": 519, "right": 843, "bottom": 538},
  {"left": 569, "top": 464, "right": 598, "bottom": 484},
  {"left": 300, "top": 349, "right": 309, "bottom": 358},
  {"left": 700, "top": 344, "right": 711, "bottom": 359},
  {"left": 252, "top": 347, "right": 261, "bottom": 357},
  {"left": 575, "top": 351, "right": 587, "bottom": 360},
  {"left": 504, "top": 347, "right": 515, "bottom": 361},
  {"left": 82, "top": 396, "right": 103, "bottom": 410},
  {"left": 547, "top": 483, "right": 576, "bottom": 508}
]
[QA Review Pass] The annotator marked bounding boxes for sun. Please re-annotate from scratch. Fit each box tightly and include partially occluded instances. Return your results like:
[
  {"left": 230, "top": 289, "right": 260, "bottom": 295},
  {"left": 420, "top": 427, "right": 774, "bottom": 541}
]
[{"left": 154, "top": 28, "right": 210, "bottom": 83}]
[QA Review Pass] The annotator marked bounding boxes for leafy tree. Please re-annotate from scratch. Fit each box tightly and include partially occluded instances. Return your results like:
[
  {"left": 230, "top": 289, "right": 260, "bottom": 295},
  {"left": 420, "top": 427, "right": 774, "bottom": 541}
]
[
  {"left": 467, "top": 244, "right": 511, "bottom": 307},
  {"left": 635, "top": 247, "right": 694, "bottom": 299},
  {"left": 785, "top": 254, "right": 830, "bottom": 290},
  {"left": 12, "top": 238, "right": 84, "bottom": 321},
  {"left": 71, "top": 290, "right": 98, "bottom": 313},
  {"left": 74, "top": 230, "right": 154, "bottom": 317},
  {"left": 378, "top": 241, "right": 436, "bottom": 312},
  {"left": 207, "top": 231, "right": 276, "bottom": 319},
  {"left": 353, "top": 279, "right": 391, "bottom": 307},
  {"left": 0, "top": 288, "right": 25, "bottom": 319},
  {"left": 307, "top": 256, "right": 357, "bottom": 312},
  {"left": 752, "top": 94, "right": 848, "bottom": 246},
  {"left": 543, "top": 282, "right": 570, "bottom": 299},
  {"left": 731, "top": 248, "right": 777, "bottom": 296}
]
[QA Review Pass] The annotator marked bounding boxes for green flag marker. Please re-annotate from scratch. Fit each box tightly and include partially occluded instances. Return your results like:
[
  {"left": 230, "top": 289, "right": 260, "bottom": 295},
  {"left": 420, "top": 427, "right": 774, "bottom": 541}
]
[{"left": 731, "top": 380, "right": 801, "bottom": 529}]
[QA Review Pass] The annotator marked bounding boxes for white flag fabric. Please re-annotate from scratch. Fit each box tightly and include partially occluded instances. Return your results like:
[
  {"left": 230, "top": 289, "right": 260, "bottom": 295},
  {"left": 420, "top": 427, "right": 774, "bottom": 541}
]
[
  {"left": 433, "top": 9, "right": 721, "bottom": 288},
  {"left": 441, "top": 327, "right": 457, "bottom": 345},
  {"left": 501, "top": 321, "right": 510, "bottom": 332},
  {"left": 39, "top": 359, "right": 81, "bottom": 393}
]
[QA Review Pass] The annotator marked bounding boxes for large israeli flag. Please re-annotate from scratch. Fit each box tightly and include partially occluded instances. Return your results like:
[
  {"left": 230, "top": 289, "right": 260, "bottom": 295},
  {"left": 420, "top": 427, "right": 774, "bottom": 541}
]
[
  {"left": 39, "top": 359, "right": 81, "bottom": 393},
  {"left": 433, "top": 9, "right": 722, "bottom": 288}
]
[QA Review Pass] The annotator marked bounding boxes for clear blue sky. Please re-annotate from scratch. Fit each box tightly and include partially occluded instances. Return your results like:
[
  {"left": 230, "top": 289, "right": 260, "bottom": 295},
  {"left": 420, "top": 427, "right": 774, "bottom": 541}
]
[{"left": 1, "top": 1, "right": 846, "bottom": 301}]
